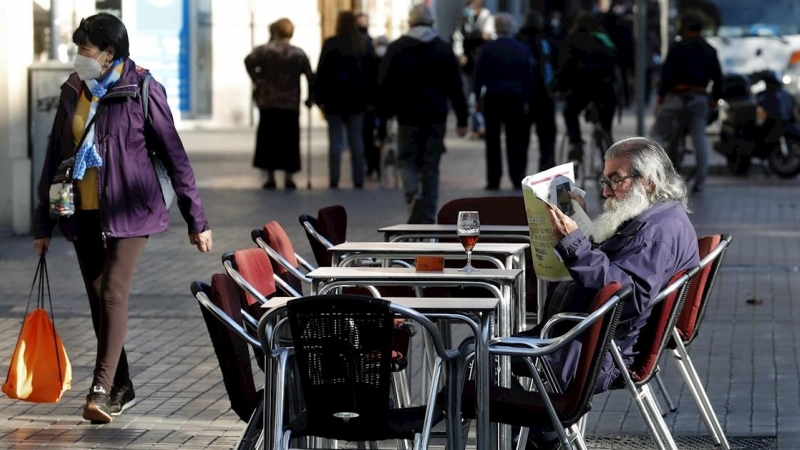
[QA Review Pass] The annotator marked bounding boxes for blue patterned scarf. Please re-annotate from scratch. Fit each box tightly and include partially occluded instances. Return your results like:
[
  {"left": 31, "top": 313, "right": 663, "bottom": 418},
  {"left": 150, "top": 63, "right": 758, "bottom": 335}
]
[{"left": 72, "top": 59, "right": 124, "bottom": 180}]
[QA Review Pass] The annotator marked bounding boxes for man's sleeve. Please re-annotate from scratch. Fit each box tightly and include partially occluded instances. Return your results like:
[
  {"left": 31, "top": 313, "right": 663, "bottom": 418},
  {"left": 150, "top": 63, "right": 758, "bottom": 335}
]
[
  {"left": 709, "top": 48, "right": 724, "bottom": 102},
  {"left": 658, "top": 43, "right": 679, "bottom": 100},
  {"left": 446, "top": 46, "right": 469, "bottom": 127},
  {"left": 556, "top": 230, "right": 676, "bottom": 315}
]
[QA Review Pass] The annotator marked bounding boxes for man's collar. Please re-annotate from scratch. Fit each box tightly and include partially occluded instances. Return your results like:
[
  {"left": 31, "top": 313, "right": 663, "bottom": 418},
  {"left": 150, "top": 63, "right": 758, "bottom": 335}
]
[{"left": 616, "top": 201, "right": 681, "bottom": 236}]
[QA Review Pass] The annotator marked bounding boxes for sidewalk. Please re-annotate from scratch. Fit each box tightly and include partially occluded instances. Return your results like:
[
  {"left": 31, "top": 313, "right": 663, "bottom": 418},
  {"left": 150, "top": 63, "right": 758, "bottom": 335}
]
[{"left": 1, "top": 112, "right": 799, "bottom": 448}]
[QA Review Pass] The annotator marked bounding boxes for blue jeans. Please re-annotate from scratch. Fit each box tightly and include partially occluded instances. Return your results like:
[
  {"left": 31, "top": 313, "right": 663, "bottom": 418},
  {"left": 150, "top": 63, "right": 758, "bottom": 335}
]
[
  {"left": 398, "top": 123, "right": 446, "bottom": 224},
  {"left": 650, "top": 92, "right": 710, "bottom": 190},
  {"left": 326, "top": 113, "right": 365, "bottom": 187}
]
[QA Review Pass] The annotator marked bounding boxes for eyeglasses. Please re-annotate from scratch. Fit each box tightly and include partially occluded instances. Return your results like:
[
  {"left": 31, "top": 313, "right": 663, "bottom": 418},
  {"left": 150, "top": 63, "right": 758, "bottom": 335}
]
[{"left": 598, "top": 173, "right": 639, "bottom": 191}]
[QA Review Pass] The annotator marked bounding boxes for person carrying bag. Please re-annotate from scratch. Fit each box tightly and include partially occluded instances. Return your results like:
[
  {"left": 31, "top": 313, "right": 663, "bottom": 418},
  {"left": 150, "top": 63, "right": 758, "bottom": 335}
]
[{"left": 2, "top": 255, "right": 72, "bottom": 403}]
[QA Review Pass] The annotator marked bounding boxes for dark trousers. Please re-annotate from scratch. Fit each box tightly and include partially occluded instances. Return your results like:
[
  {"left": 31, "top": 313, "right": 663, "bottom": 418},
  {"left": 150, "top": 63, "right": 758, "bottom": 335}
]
[
  {"left": 74, "top": 210, "right": 148, "bottom": 393},
  {"left": 524, "top": 91, "right": 557, "bottom": 172},
  {"left": 253, "top": 108, "right": 301, "bottom": 173},
  {"left": 363, "top": 109, "right": 381, "bottom": 175},
  {"left": 563, "top": 83, "right": 617, "bottom": 145},
  {"left": 484, "top": 93, "right": 528, "bottom": 188},
  {"left": 398, "top": 123, "right": 446, "bottom": 224}
]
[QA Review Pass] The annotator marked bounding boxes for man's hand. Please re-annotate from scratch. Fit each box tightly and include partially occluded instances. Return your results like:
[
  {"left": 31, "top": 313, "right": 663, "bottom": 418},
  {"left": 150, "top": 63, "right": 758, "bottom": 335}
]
[
  {"left": 189, "top": 230, "right": 213, "bottom": 252},
  {"left": 34, "top": 238, "right": 50, "bottom": 256},
  {"left": 458, "top": 55, "right": 468, "bottom": 67},
  {"left": 568, "top": 192, "right": 587, "bottom": 211},
  {"left": 456, "top": 126, "right": 468, "bottom": 137},
  {"left": 548, "top": 204, "right": 579, "bottom": 241}
]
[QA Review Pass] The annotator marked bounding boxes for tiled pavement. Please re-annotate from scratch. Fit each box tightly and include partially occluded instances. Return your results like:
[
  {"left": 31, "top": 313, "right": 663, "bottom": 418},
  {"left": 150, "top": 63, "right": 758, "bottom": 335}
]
[{"left": 1, "top": 112, "right": 799, "bottom": 448}]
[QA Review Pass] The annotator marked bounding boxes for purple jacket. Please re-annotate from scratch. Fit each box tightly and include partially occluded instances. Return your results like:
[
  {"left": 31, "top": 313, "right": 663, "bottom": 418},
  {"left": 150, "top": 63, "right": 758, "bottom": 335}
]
[
  {"left": 551, "top": 201, "right": 699, "bottom": 393},
  {"left": 34, "top": 59, "right": 208, "bottom": 240}
]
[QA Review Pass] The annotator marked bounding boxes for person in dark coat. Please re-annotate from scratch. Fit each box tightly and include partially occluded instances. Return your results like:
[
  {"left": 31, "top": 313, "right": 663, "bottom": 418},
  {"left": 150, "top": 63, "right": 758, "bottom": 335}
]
[
  {"left": 245, "top": 18, "right": 314, "bottom": 190},
  {"left": 523, "top": 137, "right": 699, "bottom": 448},
  {"left": 33, "top": 13, "right": 211, "bottom": 423},
  {"left": 315, "top": 11, "right": 377, "bottom": 189},
  {"left": 378, "top": 5, "right": 469, "bottom": 223},
  {"left": 474, "top": 12, "right": 533, "bottom": 190},
  {"left": 554, "top": 12, "right": 619, "bottom": 163},
  {"left": 516, "top": 11, "right": 558, "bottom": 171}
]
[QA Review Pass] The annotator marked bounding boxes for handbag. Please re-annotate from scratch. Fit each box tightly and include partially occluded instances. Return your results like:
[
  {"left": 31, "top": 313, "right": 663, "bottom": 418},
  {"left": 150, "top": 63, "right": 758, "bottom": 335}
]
[
  {"left": 48, "top": 157, "right": 76, "bottom": 218},
  {"left": 141, "top": 73, "right": 176, "bottom": 210},
  {"left": 2, "top": 255, "right": 72, "bottom": 403}
]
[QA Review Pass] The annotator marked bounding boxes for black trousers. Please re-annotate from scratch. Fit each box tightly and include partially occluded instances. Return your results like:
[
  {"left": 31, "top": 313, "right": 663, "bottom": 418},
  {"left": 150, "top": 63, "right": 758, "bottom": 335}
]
[
  {"left": 484, "top": 93, "right": 529, "bottom": 188},
  {"left": 74, "top": 210, "right": 148, "bottom": 392},
  {"left": 524, "top": 89, "right": 557, "bottom": 172},
  {"left": 363, "top": 109, "right": 381, "bottom": 175},
  {"left": 563, "top": 82, "right": 617, "bottom": 145},
  {"left": 253, "top": 108, "right": 301, "bottom": 173}
]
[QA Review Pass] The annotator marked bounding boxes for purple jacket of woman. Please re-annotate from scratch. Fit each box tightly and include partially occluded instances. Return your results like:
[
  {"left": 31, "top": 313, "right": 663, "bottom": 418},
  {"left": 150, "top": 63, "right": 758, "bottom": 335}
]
[
  {"left": 34, "top": 59, "right": 208, "bottom": 240},
  {"left": 550, "top": 200, "right": 699, "bottom": 393}
]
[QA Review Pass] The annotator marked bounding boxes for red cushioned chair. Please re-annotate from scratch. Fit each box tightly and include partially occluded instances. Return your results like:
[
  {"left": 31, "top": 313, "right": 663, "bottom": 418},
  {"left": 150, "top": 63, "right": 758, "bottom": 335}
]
[
  {"left": 461, "top": 282, "right": 631, "bottom": 450},
  {"left": 221, "top": 249, "right": 282, "bottom": 319},
  {"left": 608, "top": 269, "right": 698, "bottom": 450},
  {"left": 298, "top": 205, "right": 347, "bottom": 267},
  {"left": 191, "top": 276, "right": 264, "bottom": 449},
  {"left": 654, "top": 235, "right": 732, "bottom": 449},
  {"left": 252, "top": 221, "right": 317, "bottom": 297}
]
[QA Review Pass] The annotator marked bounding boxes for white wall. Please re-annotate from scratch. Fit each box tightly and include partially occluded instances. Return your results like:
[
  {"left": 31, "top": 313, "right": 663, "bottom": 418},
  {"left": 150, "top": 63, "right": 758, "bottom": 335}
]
[{"left": 0, "top": 0, "right": 34, "bottom": 233}]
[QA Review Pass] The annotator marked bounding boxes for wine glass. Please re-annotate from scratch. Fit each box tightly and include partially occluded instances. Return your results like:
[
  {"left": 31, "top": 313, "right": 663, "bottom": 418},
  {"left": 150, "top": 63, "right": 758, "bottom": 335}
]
[{"left": 457, "top": 211, "right": 480, "bottom": 272}]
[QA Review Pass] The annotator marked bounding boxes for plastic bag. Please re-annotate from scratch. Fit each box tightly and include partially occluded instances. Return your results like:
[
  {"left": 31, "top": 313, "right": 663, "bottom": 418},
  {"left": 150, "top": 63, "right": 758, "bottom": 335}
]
[{"left": 2, "top": 255, "right": 72, "bottom": 403}]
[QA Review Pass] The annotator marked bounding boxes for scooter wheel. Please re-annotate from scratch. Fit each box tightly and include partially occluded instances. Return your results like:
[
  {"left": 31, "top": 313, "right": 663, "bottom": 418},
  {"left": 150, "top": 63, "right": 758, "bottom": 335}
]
[{"left": 768, "top": 138, "right": 800, "bottom": 178}]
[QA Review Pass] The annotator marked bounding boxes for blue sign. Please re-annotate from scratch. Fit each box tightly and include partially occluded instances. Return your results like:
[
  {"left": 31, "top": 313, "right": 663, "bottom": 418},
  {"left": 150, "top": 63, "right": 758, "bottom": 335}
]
[{"left": 135, "top": 0, "right": 191, "bottom": 112}]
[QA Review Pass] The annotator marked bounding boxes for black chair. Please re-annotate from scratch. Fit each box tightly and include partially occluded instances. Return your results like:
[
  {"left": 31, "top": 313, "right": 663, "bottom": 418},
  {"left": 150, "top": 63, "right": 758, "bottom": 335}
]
[
  {"left": 461, "top": 282, "right": 631, "bottom": 450},
  {"left": 257, "top": 294, "right": 463, "bottom": 450}
]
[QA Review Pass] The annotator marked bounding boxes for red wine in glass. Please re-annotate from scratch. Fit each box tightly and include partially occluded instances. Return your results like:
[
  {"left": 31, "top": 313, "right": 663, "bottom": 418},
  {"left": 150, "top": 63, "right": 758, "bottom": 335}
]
[{"left": 457, "top": 211, "right": 480, "bottom": 272}]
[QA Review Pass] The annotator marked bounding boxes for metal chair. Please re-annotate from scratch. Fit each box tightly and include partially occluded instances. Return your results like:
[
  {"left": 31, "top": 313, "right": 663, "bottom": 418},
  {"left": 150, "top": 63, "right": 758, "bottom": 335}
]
[
  {"left": 222, "top": 248, "right": 298, "bottom": 304},
  {"left": 657, "top": 234, "right": 732, "bottom": 449},
  {"left": 257, "top": 294, "right": 463, "bottom": 450},
  {"left": 608, "top": 268, "right": 699, "bottom": 450},
  {"left": 190, "top": 277, "right": 264, "bottom": 450},
  {"left": 298, "top": 205, "right": 347, "bottom": 267},
  {"left": 461, "top": 282, "right": 631, "bottom": 450}
]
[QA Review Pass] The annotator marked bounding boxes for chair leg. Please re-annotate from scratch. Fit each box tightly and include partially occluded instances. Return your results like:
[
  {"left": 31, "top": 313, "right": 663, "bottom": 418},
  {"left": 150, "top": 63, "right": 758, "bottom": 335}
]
[
  {"left": 609, "top": 344, "right": 669, "bottom": 450},
  {"left": 672, "top": 341, "right": 731, "bottom": 450},
  {"left": 642, "top": 383, "right": 679, "bottom": 450},
  {"left": 654, "top": 370, "right": 678, "bottom": 412},
  {"left": 393, "top": 370, "right": 412, "bottom": 408},
  {"left": 234, "top": 399, "right": 264, "bottom": 450}
]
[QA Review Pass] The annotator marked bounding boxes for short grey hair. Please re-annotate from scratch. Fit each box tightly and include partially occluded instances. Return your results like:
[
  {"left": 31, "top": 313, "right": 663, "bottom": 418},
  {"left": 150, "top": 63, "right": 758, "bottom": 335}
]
[
  {"left": 605, "top": 137, "right": 690, "bottom": 211},
  {"left": 494, "top": 12, "right": 516, "bottom": 36},
  {"left": 408, "top": 5, "right": 434, "bottom": 27}
]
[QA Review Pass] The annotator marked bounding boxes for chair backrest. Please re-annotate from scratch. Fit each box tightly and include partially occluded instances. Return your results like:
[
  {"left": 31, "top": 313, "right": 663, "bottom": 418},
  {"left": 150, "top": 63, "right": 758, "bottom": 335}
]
[
  {"left": 437, "top": 196, "right": 527, "bottom": 225},
  {"left": 562, "top": 282, "right": 628, "bottom": 422},
  {"left": 286, "top": 295, "right": 395, "bottom": 425},
  {"left": 298, "top": 214, "right": 331, "bottom": 267},
  {"left": 191, "top": 277, "right": 260, "bottom": 422},
  {"left": 676, "top": 234, "right": 731, "bottom": 345},
  {"left": 260, "top": 221, "right": 304, "bottom": 295},
  {"left": 224, "top": 249, "right": 277, "bottom": 317},
  {"left": 630, "top": 270, "right": 691, "bottom": 384},
  {"left": 317, "top": 205, "right": 348, "bottom": 246}
]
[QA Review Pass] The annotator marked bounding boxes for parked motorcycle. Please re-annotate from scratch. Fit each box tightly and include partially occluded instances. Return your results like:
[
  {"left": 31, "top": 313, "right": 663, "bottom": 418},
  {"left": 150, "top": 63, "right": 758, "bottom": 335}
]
[{"left": 714, "top": 70, "right": 800, "bottom": 178}]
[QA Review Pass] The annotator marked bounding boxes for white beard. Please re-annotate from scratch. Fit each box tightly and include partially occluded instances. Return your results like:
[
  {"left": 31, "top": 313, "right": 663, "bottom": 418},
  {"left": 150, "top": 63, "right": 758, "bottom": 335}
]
[{"left": 590, "top": 183, "right": 652, "bottom": 244}]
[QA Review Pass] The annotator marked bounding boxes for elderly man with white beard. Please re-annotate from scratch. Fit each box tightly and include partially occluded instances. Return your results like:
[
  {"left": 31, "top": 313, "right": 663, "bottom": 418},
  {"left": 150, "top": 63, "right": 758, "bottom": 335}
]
[{"left": 520, "top": 136, "right": 700, "bottom": 448}]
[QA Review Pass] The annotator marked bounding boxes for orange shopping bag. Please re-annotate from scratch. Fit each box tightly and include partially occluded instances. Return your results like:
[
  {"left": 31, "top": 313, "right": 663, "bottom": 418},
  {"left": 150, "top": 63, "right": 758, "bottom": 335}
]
[{"left": 2, "top": 255, "right": 72, "bottom": 403}]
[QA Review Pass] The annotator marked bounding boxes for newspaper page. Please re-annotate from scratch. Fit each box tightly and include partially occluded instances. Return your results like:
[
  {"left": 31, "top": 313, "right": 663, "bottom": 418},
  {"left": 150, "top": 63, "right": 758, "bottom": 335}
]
[{"left": 521, "top": 162, "right": 594, "bottom": 282}]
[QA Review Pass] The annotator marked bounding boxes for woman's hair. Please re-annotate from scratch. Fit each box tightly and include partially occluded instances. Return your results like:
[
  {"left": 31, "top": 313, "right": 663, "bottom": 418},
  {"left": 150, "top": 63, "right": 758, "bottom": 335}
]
[
  {"left": 335, "top": 11, "right": 365, "bottom": 53},
  {"left": 270, "top": 18, "right": 294, "bottom": 40},
  {"left": 570, "top": 12, "right": 603, "bottom": 34},
  {"left": 605, "top": 137, "right": 690, "bottom": 211},
  {"left": 72, "top": 13, "right": 130, "bottom": 60}
]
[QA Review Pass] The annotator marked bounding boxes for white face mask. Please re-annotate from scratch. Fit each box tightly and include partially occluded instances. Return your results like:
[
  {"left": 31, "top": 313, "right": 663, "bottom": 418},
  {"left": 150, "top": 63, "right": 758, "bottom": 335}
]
[
  {"left": 73, "top": 51, "right": 105, "bottom": 81},
  {"left": 375, "top": 46, "right": 387, "bottom": 58}
]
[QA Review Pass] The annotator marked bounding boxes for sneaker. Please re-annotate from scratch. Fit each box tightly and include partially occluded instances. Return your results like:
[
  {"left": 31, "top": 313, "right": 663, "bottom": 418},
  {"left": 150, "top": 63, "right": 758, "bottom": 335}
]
[
  {"left": 83, "top": 386, "right": 113, "bottom": 423},
  {"left": 109, "top": 380, "right": 136, "bottom": 416}
]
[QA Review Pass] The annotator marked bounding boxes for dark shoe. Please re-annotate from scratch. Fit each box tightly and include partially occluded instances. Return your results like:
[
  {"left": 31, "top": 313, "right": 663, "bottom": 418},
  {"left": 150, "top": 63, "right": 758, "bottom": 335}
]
[
  {"left": 262, "top": 180, "right": 276, "bottom": 190},
  {"left": 109, "top": 380, "right": 136, "bottom": 416},
  {"left": 329, "top": 183, "right": 338, "bottom": 189},
  {"left": 83, "top": 386, "right": 113, "bottom": 423},
  {"left": 354, "top": 183, "right": 364, "bottom": 189},
  {"left": 692, "top": 183, "right": 704, "bottom": 194},
  {"left": 285, "top": 179, "right": 297, "bottom": 190},
  {"left": 485, "top": 185, "right": 500, "bottom": 191},
  {"left": 568, "top": 143, "right": 584, "bottom": 161}
]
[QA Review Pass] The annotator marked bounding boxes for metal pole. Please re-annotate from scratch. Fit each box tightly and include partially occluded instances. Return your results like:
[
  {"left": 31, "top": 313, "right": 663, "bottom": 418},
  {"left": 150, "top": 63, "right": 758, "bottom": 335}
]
[
  {"left": 50, "top": 0, "right": 62, "bottom": 60},
  {"left": 634, "top": 0, "right": 648, "bottom": 136}
]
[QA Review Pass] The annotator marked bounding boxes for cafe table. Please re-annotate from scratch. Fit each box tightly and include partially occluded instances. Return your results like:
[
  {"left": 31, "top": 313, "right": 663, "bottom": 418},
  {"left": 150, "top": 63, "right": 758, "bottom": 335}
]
[
  {"left": 379, "top": 223, "right": 531, "bottom": 243},
  {"left": 306, "top": 266, "right": 523, "bottom": 450}
]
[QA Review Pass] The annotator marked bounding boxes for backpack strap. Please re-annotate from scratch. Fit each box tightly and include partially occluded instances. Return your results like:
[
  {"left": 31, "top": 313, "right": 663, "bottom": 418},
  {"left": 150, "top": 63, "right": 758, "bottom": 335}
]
[{"left": 141, "top": 73, "right": 152, "bottom": 120}]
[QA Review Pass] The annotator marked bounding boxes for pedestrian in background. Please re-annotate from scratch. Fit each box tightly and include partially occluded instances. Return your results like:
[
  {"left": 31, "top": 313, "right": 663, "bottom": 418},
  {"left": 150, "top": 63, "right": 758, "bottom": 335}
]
[
  {"left": 33, "top": 13, "right": 212, "bottom": 423},
  {"left": 650, "top": 11, "right": 722, "bottom": 194},
  {"left": 379, "top": 5, "right": 468, "bottom": 223},
  {"left": 315, "top": 11, "right": 377, "bottom": 189},
  {"left": 473, "top": 12, "right": 532, "bottom": 190},
  {"left": 357, "top": 12, "right": 382, "bottom": 180},
  {"left": 453, "top": 0, "right": 494, "bottom": 139},
  {"left": 516, "top": 10, "right": 558, "bottom": 171},
  {"left": 245, "top": 18, "right": 314, "bottom": 190}
]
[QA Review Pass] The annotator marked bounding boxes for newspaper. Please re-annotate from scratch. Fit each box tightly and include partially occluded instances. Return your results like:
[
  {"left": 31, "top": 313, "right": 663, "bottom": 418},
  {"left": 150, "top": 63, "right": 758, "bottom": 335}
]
[{"left": 521, "top": 162, "right": 595, "bottom": 282}]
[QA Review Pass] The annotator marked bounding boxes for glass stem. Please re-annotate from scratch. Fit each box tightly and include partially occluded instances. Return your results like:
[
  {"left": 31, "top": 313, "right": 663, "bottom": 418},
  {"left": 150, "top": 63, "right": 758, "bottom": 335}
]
[{"left": 466, "top": 250, "right": 473, "bottom": 268}]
